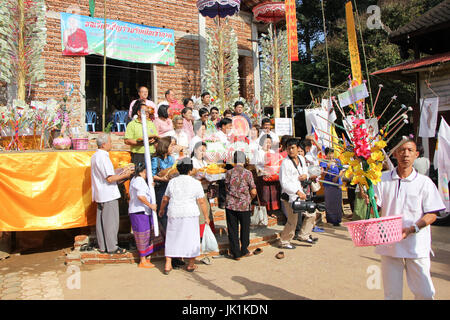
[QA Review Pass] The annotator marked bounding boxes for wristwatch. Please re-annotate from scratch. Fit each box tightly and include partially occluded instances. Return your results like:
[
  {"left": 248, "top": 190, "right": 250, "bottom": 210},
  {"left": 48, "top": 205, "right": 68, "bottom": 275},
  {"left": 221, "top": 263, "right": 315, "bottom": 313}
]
[{"left": 412, "top": 223, "right": 420, "bottom": 233}]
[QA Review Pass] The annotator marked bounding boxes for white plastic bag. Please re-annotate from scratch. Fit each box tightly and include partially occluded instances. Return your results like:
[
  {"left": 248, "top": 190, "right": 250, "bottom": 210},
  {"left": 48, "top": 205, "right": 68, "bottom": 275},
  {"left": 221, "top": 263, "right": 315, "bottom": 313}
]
[
  {"left": 201, "top": 224, "right": 219, "bottom": 253},
  {"left": 251, "top": 205, "right": 268, "bottom": 226}
]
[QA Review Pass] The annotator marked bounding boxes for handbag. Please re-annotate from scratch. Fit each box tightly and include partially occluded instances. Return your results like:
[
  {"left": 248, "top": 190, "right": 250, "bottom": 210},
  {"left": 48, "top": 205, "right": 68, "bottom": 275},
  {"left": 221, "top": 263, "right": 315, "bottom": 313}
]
[
  {"left": 201, "top": 224, "right": 219, "bottom": 253},
  {"left": 250, "top": 193, "right": 268, "bottom": 226}
]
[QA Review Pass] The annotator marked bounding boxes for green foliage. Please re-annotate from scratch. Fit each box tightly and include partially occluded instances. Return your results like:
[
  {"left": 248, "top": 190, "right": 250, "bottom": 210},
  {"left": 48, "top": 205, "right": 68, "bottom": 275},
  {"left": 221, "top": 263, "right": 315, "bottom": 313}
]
[
  {"left": 203, "top": 18, "right": 240, "bottom": 113},
  {"left": 0, "top": 0, "right": 47, "bottom": 87},
  {"left": 260, "top": 25, "right": 291, "bottom": 109}
]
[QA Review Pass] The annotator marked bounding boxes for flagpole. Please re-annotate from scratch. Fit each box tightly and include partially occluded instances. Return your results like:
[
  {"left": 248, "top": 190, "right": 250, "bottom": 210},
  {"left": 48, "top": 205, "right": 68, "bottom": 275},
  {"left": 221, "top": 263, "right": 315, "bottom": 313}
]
[{"left": 102, "top": 0, "right": 107, "bottom": 132}]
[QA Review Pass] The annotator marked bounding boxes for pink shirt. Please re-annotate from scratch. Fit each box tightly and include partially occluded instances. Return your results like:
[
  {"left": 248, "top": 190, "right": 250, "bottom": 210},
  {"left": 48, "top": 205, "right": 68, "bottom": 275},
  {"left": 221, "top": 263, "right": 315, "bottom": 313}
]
[
  {"left": 183, "top": 118, "right": 194, "bottom": 140},
  {"left": 154, "top": 117, "right": 174, "bottom": 136}
]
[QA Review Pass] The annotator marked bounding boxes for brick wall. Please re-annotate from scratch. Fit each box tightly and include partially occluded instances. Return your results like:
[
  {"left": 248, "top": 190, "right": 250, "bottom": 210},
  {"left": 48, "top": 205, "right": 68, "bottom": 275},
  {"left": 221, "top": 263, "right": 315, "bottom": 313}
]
[{"left": 31, "top": 1, "right": 256, "bottom": 128}]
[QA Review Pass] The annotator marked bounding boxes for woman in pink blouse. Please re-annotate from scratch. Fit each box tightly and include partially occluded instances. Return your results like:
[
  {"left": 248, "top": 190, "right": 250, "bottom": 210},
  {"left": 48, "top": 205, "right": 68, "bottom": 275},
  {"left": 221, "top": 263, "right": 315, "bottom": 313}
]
[
  {"left": 225, "top": 151, "right": 257, "bottom": 260},
  {"left": 181, "top": 107, "right": 195, "bottom": 141},
  {"left": 154, "top": 105, "right": 174, "bottom": 137}
]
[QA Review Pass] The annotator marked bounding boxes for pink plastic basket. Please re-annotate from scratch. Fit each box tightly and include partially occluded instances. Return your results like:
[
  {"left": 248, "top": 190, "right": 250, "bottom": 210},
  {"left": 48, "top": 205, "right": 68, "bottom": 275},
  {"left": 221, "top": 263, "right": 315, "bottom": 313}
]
[
  {"left": 344, "top": 215, "right": 403, "bottom": 247},
  {"left": 72, "top": 138, "right": 89, "bottom": 150}
]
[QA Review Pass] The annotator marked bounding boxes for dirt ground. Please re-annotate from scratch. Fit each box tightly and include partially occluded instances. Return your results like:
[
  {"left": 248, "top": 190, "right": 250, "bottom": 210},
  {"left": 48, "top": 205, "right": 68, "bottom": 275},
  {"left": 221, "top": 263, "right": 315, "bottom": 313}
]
[{"left": 1, "top": 222, "right": 449, "bottom": 300}]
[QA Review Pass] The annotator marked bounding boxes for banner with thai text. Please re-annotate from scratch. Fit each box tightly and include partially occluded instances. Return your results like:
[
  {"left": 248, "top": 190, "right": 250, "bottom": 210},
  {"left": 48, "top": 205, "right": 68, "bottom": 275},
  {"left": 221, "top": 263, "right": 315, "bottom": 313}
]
[
  {"left": 285, "top": 0, "right": 299, "bottom": 61},
  {"left": 345, "top": 1, "right": 362, "bottom": 84},
  {"left": 60, "top": 13, "right": 175, "bottom": 66}
]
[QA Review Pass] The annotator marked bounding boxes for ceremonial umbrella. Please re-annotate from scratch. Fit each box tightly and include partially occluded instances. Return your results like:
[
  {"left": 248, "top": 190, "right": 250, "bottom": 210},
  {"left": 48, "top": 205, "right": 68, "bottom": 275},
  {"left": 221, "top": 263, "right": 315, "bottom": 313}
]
[
  {"left": 197, "top": 0, "right": 241, "bottom": 111},
  {"left": 253, "top": 1, "right": 286, "bottom": 119}
]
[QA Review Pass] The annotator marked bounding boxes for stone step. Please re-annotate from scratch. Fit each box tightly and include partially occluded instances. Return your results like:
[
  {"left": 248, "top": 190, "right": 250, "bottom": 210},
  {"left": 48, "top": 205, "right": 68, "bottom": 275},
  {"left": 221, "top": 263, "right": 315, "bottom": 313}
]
[{"left": 66, "top": 222, "right": 284, "bottom": 265}]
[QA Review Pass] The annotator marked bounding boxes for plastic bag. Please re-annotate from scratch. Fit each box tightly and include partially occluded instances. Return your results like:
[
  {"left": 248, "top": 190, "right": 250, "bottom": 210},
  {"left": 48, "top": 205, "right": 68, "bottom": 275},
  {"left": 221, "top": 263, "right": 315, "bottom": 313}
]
[
  {"left": 201, "top": 224, "right": 219, "bottom": 253},
  {"left": 251, "top": 205, "right": 268, "bottom": 226}
]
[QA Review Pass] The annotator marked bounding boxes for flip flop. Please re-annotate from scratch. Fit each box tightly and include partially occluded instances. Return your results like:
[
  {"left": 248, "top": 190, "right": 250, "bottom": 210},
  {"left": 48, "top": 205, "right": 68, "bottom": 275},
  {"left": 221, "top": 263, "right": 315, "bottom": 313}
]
[
  {"left": 186, "top": 265, "right": 198, "bottom": 272},
  {"left": 138, "top": 262, "right": 155, "bottom": 269},
  {"left": 253, "top": 248, "right": 263, "bottom": 255},
  {"left": 275, "top": 252, "right": 285, "bottom": 259},
  {"left": 200, "top": 257, "right": 212, "bottom": 265}
]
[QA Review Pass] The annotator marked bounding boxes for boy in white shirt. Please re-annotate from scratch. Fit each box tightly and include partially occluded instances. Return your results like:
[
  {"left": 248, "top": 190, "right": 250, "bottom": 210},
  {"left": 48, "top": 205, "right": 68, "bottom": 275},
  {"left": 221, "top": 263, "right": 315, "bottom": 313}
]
[{"left": 374, "top": 139, "right": 445, "bottom": 300}]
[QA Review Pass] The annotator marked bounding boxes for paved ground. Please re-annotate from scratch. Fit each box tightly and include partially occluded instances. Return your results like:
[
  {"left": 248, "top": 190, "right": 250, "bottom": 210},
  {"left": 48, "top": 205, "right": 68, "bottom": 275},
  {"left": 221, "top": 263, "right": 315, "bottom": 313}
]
[{"left": 1, "top": 220, "right": 449, "bottom": 300}]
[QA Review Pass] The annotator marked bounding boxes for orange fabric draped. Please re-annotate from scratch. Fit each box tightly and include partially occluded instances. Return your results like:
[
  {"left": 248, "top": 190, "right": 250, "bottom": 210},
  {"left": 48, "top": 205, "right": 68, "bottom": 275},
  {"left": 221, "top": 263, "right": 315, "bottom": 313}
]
[{"left": 0, "top": 150, "right": 131, "bottom": 231}]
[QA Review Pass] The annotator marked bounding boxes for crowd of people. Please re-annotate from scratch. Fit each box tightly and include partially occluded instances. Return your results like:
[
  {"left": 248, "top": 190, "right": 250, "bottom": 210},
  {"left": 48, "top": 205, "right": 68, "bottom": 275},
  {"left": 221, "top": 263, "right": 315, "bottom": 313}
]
[
  {"left": 90, "top": 86, "right": 445, "bottom": 300},
  {"left": 91, "top": 86, "right": 339, "bottom": 268}
]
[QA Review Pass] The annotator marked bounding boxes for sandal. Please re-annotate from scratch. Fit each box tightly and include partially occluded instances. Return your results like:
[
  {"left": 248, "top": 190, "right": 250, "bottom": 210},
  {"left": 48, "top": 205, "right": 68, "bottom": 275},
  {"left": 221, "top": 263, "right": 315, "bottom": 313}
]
[
  {"left": 253, "top": 248, "right": 263, "bottom": 255},
  {"left": 163, "top": 268, "right": 172, "bottom": 275},
  {"left": 108, "top": 247, "right": 127, "bottom": 254},
  {"left": 275, "top": 251, "right": 285, "bottom": 259},
  {"left": 200, "top": 257, "right": 212, "bottom": 265},
  {"left": 138, "top": 262, "right": 155, "bottom": 269},
  {"left": 186, "top": 265, "right": 198, "bottom": 272}
]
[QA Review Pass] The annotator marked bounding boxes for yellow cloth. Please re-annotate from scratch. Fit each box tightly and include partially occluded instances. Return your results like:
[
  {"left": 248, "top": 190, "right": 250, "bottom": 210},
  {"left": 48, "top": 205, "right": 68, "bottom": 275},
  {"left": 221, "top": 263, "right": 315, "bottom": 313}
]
[
  {"left": 0, "top": 150, "right": 131, "bottom": 231},
  {"left": 345, "top": 1, "right": 363, "bottom": 84}
]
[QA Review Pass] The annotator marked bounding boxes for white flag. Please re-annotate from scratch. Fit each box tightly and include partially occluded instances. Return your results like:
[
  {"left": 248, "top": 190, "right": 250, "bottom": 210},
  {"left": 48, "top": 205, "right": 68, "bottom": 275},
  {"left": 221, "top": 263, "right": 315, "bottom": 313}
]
[
  {"left": 434, "top": 118, "right": 450, "bottom": 212},
  {"left": 419, "top": 97, "right": 439, "bottom": 137}
]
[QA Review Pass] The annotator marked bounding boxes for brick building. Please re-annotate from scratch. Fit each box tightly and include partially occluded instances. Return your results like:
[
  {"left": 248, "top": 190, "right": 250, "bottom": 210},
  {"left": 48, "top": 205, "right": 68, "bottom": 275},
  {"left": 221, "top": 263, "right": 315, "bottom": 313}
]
[{"left": 22, "top": 0, "right": 269, "bottom": 131}]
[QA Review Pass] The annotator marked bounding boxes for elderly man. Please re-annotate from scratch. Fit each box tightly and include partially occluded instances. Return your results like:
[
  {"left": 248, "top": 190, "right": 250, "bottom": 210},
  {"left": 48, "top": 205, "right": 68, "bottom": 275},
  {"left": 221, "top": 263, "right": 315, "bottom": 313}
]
[
  {"left": 374, "top": 139, "right": 445, "bottom": 300},
  {"left": 129, "top": 86, "right": 157, "bottom": 119},
  {"left": 91, "top": 133, "right": 133, "bottom": 254}
]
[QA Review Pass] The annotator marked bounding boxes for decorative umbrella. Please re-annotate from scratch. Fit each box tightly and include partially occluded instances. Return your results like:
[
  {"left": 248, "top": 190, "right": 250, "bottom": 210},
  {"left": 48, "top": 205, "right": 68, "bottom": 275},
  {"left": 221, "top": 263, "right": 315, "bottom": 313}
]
[
  {"left": 197, "top": 0, "right": 241, "bottom": 18},
  {"left": 197, "top": 0, "right": 241, "bottom": 111},
  {"left": 253, "top": 1, "right": 287, "bottom": 118}
]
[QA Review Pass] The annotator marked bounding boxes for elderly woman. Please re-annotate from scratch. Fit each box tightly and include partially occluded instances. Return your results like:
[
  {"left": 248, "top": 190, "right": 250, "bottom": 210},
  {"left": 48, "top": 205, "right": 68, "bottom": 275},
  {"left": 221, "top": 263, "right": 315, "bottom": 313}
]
[
  {"left": 159, "top": 158, "right": 210, "bottom": 274},
  {"left": 225, "top": 151, "right": 257, "bottom": 260},
  {"left": 128, "top": 163, "right": 164, "bottom": 268},
  {"left": 154, "top": 104, "right": 174, "bottom": 137},
  {"left": 124, "top": 99, "right": 158, "bottom": 167}
]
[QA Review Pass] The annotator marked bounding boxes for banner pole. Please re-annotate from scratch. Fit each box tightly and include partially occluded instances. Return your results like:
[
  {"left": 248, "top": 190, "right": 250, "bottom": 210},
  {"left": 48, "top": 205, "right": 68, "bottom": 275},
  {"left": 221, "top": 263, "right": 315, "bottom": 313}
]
[{"left": 102, "top": 0, "right": 107, "bottom": 132}]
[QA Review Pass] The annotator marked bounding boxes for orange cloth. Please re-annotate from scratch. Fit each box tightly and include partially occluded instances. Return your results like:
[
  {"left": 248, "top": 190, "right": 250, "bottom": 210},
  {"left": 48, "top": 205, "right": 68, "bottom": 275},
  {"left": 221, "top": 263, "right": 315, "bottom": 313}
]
[{"left": 0, "top": 150, "right": 131, "bottom": 231}]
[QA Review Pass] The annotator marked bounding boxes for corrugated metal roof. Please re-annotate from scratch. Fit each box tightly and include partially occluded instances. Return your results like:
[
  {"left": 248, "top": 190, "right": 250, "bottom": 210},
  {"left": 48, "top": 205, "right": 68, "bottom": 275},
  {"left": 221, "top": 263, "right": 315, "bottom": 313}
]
[
  {"left": 389, "top": 0, "right": 450, "bottom": 40},
  {"left": 371, "top": 51, "right": 450, "bottom": 75}
]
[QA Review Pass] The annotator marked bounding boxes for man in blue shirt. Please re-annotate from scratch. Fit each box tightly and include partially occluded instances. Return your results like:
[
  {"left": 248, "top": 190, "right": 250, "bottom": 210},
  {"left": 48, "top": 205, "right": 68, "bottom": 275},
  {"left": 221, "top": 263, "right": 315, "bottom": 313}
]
[{"left": 233, "top": 101, "right": 252, "bottom": 129}]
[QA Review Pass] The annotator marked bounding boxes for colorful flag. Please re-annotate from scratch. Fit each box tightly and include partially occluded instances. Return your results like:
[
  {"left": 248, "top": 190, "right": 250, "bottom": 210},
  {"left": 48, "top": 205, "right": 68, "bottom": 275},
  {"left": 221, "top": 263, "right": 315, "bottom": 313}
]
[
  {"left": 345, "top": 1, "right": 362, "bottom": 84},
  {"left": 285, "top": 0, "right": 299, "bottom": 61}
]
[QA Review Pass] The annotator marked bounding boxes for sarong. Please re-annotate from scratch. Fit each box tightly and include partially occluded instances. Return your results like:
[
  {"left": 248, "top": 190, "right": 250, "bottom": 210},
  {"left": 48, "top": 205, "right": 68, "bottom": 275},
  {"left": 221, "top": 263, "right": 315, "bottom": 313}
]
[
  {"left": 324, "top": 185, "right": 343, "bottom": 224},
  {"left": 129, "top": 212, "right": 165, "bottom": 257}
]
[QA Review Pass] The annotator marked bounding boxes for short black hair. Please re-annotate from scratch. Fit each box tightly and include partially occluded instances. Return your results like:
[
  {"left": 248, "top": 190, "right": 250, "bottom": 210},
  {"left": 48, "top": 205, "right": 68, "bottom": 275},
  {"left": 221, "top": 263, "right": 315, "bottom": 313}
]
[
  {"left": 177, "top": 157, "right": 193, "bottom": 175},
  {"left": 181, "top": 107, "right": 192, "bottom": 116},
  {"left": 234, "top": 101, "right": 244, "bottom": 108},
  {"left": 219, "top": 117, "right": 232, "bottom": 128},
  {"left": 134, "top": 162, "right": 147, "bottom": 178},
  {"left": 131, "top": 99, "right": 146, "bottom": 117},
  {"left": 223, "top": 109, "right": 233, "bottom": 116},
  {"left": 199, "top": 107, "right": 209, "bottom": 117},
  {"left": 261, "top": 118, "right": 271, "bottom": 125},
  {"left": 157, "top": 104, "right": 169, "bottom": 119},
  {"left": 210, "top": 106, "right": 219, "bottom": 113},
  {"left": 417, "top": 144, "right": 424, "bottom": 157},
  {"left": 285, "top": 137, "right": 299, "bottom": 148},
  {"left": 191, "top": 141, "right": 207, "bottom": 157},
  {"left": 183, "top": 98, "right": 193, "bottom": 107},
  {"left": 303, "top": 139, "right": 312, "bottom": 148},
  {"left": 201, "top": 92, "right": 210, "bottom": 98},
  {"left": 165, "top": 89, "right": 172, "bottom": 97}
]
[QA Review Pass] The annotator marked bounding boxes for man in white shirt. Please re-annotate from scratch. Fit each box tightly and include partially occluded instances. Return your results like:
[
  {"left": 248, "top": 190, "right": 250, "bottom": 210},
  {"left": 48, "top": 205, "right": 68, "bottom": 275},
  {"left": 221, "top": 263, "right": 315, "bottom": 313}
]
[
  {"left": 128, "top": 86, "right": 157, "bottom": 119},
  {"left": 259, "top": 118, "right": 279, "bottom": 150},
  {"left": 304, "top": 135, "right": 321, "bottom": 166},
  {"left": 278, "top": 138, "right": 309, "bottom": 249},
  {"left": 374, "top": 139, "right": 445, "bottom": 300},
  {"left": 91, "top": 133, "right": 133, "bottom": 254}
]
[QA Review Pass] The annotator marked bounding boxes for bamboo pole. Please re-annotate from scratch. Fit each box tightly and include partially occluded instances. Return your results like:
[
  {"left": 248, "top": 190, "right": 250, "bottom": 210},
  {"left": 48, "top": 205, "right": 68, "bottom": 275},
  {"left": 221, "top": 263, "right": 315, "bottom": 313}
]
[
  {"left": 273, "top": 24, "right": 280, "bottom": 118},
  {"left": 102, "top": 0, "right": 107, "bottom": 132},
  {"left": 218, "top": 17, "right": 225, "bottom": 113},
  {"left": 17, "top": 0, "right": 26, "bottom": 102}
]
